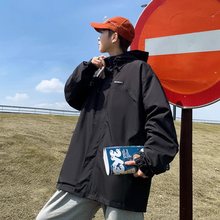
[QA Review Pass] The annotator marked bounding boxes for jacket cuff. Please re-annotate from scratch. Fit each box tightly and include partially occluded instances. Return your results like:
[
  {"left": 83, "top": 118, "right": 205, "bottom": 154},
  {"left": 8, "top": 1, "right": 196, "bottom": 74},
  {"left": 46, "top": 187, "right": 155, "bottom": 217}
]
[
  {"left": 86, "top": 60, "right": 99, "bottom": 71},
  {"left": 80, "top": 61, "right": 99, "bottom": 82},
  {"left": 134, "top": 153, "right": 154, "bottom": 177}
]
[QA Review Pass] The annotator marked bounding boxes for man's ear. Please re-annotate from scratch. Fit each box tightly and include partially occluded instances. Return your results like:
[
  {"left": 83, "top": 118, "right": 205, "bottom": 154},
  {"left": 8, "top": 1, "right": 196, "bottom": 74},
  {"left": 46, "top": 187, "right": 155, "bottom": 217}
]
[{"left": 111, "top": 32, "right": 119, "bottom": 44}]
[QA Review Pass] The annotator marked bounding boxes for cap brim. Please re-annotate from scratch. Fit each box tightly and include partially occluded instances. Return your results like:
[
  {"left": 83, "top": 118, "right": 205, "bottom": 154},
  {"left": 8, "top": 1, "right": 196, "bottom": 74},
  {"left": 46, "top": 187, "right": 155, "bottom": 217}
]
[{"left": 90, "top": 22, "right": 115, "bottom": 32}]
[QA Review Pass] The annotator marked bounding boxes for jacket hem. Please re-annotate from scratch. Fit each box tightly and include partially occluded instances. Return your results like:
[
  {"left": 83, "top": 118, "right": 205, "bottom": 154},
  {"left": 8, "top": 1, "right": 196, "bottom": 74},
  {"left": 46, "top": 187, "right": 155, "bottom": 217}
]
[{"left": 56, "top": 183, "right": 147, "bottom": 212}]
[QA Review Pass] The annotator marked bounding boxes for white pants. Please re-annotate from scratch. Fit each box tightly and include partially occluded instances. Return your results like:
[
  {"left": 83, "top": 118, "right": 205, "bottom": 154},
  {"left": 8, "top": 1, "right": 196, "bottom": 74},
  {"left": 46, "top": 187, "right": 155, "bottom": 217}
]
[{"left": 36, "top": 190, "right": 144, "bottom": 220}]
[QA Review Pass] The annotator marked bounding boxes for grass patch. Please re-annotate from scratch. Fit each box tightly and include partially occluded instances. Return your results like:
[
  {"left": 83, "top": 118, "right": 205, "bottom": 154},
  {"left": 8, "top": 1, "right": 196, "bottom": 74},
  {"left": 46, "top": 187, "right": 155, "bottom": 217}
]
[{"left": 0, "top": 113, "right": 219, "bottom": 219}]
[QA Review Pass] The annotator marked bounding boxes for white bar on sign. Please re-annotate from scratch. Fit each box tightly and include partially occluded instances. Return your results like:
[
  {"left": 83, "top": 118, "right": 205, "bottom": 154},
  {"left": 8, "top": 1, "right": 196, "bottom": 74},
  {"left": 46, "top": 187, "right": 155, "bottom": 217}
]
[{"left": 145, "top": 30, "right": 220, "bottom": 55}]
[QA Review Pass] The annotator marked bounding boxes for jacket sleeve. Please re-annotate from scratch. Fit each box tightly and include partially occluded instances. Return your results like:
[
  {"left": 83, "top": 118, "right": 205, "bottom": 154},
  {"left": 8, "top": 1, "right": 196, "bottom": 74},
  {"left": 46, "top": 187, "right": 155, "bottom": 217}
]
[
  {"left": 64, "top": 61, "right": 98, "bottom": 110},
  {"left": 135, "top": 63, "right": 179, "bottom": 177}
]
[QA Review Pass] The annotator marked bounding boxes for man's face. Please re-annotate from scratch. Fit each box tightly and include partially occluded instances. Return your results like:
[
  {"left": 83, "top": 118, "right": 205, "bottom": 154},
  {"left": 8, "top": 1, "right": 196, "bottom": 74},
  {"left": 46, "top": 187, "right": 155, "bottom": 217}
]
[{"left": 98, "top": 29, "right": 113, "bottom": 53}]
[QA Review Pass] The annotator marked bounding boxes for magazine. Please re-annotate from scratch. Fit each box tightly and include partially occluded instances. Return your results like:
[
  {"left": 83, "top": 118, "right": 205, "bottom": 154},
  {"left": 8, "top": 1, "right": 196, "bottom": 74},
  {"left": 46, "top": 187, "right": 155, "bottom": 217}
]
[{"left": 103, "top": 145, "right": 144, "bottom": 175}]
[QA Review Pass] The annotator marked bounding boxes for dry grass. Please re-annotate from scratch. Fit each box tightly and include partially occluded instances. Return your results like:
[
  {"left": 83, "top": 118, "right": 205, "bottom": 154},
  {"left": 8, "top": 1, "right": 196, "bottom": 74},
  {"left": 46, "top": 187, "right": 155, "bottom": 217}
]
[{"left": 0, "top": 113, "right": 219, "bottom": 219}]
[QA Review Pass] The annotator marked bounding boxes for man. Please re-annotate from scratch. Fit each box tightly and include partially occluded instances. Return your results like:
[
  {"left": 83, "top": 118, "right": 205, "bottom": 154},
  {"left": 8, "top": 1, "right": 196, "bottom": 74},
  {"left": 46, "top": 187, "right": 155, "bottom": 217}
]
[{"left": 36, "top": 16, "right": 178, "bottom": 220}]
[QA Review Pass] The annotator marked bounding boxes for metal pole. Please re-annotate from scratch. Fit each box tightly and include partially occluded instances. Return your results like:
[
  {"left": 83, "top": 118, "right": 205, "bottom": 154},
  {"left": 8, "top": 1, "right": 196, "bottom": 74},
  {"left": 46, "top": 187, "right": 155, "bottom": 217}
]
[
  {"left": 141, "top": 4, "right": 148, "bottom": 8},
  {"left": 180, "top": 108, "right": 193, "bottom": 220},
  {"left": 173, "top": 105, "right": 176, "bottom": 120}
]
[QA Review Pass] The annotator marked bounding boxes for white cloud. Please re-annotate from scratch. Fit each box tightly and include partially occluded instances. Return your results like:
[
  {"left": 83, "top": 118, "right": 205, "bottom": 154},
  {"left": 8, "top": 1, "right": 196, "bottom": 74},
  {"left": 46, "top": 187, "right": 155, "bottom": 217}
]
[
  {"left": 6, "top": 93, "right": 29, "bottom": 102},
  {"left": 36, "top": 78, "right": 64, "bottom": 93}
]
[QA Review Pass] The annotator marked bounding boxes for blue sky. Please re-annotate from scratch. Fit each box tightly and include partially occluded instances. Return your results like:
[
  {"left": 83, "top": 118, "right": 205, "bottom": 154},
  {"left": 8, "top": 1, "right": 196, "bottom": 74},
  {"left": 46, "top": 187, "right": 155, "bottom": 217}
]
[{"left": 0, "top": 0, "right": 219, "bottom": 121}]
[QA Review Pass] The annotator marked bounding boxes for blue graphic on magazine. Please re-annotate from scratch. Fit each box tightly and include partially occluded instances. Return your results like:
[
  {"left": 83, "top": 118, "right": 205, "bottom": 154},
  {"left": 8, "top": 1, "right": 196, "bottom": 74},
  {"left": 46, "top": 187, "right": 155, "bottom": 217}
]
[{"left": 103, "top": 146, "right": 144, "bottom": 175}]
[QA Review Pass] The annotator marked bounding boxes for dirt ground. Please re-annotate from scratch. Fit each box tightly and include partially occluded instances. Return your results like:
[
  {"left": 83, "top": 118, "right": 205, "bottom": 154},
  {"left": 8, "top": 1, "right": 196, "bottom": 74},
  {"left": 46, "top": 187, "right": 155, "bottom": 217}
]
[{"left": 0, "top": 113, "right": 219, "bottom": 219}]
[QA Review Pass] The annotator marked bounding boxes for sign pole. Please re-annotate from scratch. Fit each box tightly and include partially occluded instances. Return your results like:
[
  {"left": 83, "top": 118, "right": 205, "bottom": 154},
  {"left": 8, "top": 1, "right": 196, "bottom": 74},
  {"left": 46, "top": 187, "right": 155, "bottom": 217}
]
[{"left": 180, "top": 108, "right": 193, "bottom": 220}]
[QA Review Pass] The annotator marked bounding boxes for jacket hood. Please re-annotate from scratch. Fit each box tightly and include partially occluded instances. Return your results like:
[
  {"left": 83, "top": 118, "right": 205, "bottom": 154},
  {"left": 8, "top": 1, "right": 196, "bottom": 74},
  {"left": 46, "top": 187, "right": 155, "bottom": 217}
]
[
  {"left": 127, "top": 50, "right": 149, "bottom": 62},
  {"left": 104, "top": 50, "right": 149, "bottom": 71}
]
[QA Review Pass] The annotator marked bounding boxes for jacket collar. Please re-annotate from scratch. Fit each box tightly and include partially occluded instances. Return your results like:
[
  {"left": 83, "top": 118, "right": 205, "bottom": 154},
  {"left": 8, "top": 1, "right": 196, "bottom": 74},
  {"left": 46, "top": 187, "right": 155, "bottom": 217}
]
[{"left": 104, "top": 50, "right": 149, "bottom": 69}]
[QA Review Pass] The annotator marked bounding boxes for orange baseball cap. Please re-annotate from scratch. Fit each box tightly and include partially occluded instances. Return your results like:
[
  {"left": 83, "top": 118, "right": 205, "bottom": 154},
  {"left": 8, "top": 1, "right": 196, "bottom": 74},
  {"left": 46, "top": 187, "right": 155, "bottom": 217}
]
[{"left": 90, "top": 16, "right": 135, "bottom": 42}]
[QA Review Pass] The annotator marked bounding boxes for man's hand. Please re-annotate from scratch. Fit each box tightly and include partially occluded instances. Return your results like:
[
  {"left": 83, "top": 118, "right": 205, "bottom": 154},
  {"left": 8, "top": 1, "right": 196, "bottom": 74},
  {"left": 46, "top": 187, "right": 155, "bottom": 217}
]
[
  {"left": 91, "top": 56, "right": 106, "bottom": 69},
  {"left": 125, "top": 154, "right": 148, "bottom": 179}
]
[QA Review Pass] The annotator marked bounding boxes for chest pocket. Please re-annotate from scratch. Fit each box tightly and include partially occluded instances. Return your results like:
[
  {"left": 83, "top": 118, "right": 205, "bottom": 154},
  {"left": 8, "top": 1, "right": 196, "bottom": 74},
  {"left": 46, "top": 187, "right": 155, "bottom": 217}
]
[{"left": 110, "top": 81, "right": 137, "bottom": 104}]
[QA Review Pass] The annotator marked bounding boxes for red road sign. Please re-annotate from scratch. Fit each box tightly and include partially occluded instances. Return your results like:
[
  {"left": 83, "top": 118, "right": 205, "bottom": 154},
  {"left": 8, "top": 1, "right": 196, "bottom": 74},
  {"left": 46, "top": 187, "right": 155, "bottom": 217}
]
[{"left": 131, "top": 0, "right": 220, "bottom": 108}]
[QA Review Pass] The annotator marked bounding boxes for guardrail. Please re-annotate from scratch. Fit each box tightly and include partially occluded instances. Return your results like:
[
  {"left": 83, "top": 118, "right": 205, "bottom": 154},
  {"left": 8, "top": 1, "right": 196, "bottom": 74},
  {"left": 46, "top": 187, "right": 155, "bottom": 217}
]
[
  {"left": 0, "top": 104, "right": 219, "bottom": 123},
  {"left": 0, "top": 105, "right": 79, "bottom": 116}
]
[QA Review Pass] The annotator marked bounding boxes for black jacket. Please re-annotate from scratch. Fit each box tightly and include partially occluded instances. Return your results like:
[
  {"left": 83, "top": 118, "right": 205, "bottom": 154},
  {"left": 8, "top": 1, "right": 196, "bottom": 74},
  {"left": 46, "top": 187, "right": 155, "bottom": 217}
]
[{"left": 57, "top": 50, "right": 178, "bottom": 212}]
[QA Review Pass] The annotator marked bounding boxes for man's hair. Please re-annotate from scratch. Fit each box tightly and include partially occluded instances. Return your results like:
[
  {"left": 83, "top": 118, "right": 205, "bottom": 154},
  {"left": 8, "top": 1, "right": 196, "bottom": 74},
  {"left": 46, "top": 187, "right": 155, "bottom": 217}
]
[{"left": 108, "top": 30, "right": 131, "bottom": 52}]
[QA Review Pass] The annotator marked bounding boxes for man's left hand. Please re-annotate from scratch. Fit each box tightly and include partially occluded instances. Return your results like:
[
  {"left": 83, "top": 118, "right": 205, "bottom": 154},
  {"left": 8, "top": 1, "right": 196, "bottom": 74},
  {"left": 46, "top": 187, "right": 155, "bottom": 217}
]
[{"left": 125, "top": 154, "right": 148, "bottom": 179}]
